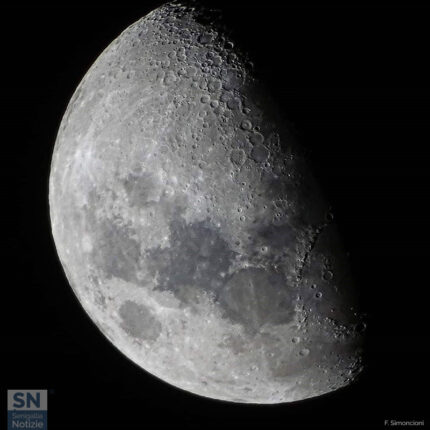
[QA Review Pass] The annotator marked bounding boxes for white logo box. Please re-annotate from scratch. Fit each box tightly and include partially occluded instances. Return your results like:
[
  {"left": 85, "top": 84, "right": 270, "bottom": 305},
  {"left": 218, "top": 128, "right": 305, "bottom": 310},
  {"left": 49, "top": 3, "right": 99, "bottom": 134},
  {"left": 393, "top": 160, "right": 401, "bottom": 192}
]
[{"left": 7, "top": 390, "right": 47, "bottom": 411}]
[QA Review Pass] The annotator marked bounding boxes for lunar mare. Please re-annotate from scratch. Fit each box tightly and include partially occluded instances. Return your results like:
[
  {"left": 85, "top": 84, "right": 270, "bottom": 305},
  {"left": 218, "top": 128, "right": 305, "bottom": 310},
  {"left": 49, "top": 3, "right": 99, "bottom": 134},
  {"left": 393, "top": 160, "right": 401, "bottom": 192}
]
[{"left": 49, "top": 2, "right": 365, "bottom": 403}]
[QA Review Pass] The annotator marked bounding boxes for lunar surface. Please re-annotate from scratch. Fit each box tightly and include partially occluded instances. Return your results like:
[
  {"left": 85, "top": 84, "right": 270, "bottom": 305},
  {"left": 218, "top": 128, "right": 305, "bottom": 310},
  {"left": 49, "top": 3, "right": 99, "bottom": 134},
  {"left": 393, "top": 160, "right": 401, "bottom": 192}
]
[{"left": 49, "top": 1, "right": 366, "bottom": 403}]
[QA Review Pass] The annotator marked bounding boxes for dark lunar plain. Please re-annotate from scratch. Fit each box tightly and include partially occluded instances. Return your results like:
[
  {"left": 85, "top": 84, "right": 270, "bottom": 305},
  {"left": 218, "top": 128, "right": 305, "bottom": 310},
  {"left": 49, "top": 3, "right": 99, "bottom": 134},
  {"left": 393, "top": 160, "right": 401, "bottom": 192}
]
[{"left": 3, "top": 1, "right": 429, "bottom": 428}]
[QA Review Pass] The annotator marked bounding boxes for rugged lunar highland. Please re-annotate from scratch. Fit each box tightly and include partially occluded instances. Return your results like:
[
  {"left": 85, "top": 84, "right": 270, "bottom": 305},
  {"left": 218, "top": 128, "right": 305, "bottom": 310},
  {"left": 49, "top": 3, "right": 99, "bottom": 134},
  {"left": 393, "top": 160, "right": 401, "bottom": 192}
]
[{"left": 50, "top": 2, "right": 366, "bottom": 403}]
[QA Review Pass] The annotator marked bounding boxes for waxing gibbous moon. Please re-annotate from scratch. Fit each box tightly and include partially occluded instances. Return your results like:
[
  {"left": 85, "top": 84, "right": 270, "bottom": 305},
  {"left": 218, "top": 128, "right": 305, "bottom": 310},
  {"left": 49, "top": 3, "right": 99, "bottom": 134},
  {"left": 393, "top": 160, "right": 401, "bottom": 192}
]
[{"left": 49, "top": 2, "right": 366, "bottom": 403}]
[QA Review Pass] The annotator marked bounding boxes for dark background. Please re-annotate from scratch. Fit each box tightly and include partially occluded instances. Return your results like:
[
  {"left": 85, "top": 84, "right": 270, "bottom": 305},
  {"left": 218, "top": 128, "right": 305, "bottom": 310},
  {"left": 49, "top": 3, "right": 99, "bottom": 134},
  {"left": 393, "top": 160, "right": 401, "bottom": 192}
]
[{"left": 3, "top": 1, "right": 428, "bottom": 428}]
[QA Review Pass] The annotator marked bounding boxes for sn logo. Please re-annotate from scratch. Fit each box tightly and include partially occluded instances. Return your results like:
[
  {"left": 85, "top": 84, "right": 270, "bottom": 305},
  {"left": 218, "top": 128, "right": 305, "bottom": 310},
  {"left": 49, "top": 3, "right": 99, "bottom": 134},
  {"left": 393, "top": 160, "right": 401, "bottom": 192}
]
[
  {"left": 12, "top": 392, "right": 41, "bottom": 409},
  {"left": 7, "top": 390, "right": 47, "bottom": 412},
  {"left": 7, "top": 390, "right": 47, "bottom": 430}
]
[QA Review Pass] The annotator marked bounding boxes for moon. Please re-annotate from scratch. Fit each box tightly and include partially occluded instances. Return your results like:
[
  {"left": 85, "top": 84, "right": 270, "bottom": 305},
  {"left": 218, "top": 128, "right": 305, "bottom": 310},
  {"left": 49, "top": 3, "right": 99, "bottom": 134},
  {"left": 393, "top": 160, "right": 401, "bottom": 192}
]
[{"left": 49, "top": 2, "right": 366, "bottom": 403}]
